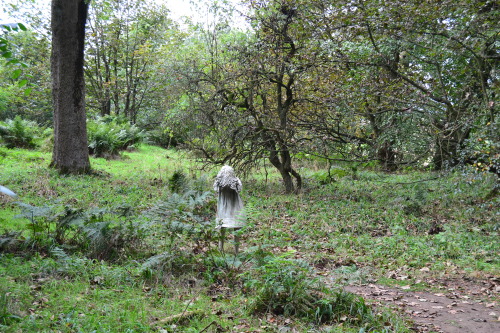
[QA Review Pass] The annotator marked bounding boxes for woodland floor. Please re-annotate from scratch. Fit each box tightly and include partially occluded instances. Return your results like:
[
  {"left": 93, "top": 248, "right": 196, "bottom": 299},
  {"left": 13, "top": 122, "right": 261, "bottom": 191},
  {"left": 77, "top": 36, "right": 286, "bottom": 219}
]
[
  {"left": 224, "top": 230, "right": 500, "bottom": 333},
  {"left": 313, "top": 250, "right": 500, "bottom": 333},
  {"left": 1, "top": 146, "right": 498, "bottom": 332},
  {"left": 250, "top": 257, "right": 500, "bottom": 332},
  {"left": 344, "top": 279, "right": 499, "bottom": 333}
]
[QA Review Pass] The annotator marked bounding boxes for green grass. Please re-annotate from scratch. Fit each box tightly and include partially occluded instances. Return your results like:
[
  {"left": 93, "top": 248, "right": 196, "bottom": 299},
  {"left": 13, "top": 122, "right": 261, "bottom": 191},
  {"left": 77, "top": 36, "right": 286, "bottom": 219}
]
[
  {"left": 243, "top": 168, "right": 499, "bottom": 279},
  {"left": 1, "top": 144, "right": 498, "bottom": 332},
  {"left": 0, "top": 254, "right": 257, "bottom": 332},
  {"left": 0, "top": 145, "right": 215, "bottom": 228}
]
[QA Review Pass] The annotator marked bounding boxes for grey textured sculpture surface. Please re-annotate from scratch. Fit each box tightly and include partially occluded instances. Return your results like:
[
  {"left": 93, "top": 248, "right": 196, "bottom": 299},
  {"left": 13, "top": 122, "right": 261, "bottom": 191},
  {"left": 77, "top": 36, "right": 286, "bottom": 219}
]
[
  {"left": 214, "top": 165, "right": 245, "bottom": 229},
  {"left": 0, "top": 185, "right": 17, "bottom": 197}
]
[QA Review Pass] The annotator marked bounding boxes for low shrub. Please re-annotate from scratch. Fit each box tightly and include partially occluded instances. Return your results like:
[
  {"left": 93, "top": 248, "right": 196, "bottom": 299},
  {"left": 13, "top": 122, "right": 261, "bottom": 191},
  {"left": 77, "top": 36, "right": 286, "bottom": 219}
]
[
  {"left": 0, "top": 116, "right": 40, "bottom": 149},
  {"left": 87, "top": 115, "right": 143, "bottom": 158},
  {"left": 145, "top": 127, "right": 186, "bottom": 148},
  {"left": 137, "top": 189, "right": 215, "bottom": 278},
  {"left": 140, "top": 249, "right": 199, "bottom": 282},
  {"left": 312, "top": 168, "right": 349, "bottom": 185},
  {"left": 243, "top": 253, "right": 321, "bottom": 318},
  {"left": 168, "top": 170, "right": 188, "bottom": 193},
  {"left": 12, "top": 202, "right": 147, "bottom": 261},
  {"left": 144, "top": 190, "right": 214, "bottom": 248},
  {"left": 241, "top": 252, "right": 398, "bottom": 330}
]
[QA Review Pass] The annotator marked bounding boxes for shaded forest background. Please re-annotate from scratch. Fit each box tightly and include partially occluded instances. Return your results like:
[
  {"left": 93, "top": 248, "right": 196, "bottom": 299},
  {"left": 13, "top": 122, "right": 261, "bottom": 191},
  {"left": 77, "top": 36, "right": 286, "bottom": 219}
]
[{"left": 0, "top": 0, "right": 498, "bottom": 193}]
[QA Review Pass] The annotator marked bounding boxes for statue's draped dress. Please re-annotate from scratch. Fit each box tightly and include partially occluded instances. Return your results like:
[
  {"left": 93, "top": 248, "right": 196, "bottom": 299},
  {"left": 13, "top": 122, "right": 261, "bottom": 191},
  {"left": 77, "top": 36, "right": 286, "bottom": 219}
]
[{"left": 214, "top": 166, "right": 245, "bottom": 229}]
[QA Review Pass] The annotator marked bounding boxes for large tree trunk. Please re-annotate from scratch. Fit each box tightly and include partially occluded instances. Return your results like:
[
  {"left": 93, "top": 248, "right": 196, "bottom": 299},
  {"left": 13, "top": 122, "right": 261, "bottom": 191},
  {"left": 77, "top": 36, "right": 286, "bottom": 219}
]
[{"left": 50, "top": 0, "right": 91, "bottom": 174}]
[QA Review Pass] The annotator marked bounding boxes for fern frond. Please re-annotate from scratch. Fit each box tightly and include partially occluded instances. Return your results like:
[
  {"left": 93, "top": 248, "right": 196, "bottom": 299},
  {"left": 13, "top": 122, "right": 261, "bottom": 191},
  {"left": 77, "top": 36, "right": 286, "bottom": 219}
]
[
  {"left": 50, "top": 246, "right": 71, "bottom": 261},
  {"left": 15, "top": 202, "right": 53, "bottom": 219}
]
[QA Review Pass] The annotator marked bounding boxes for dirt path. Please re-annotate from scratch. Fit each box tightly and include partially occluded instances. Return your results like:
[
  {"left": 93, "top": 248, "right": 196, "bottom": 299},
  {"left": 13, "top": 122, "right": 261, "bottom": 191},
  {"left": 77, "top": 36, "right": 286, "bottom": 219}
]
[{"left": 344, "top": 282, "right": 499, "bottom": 333}]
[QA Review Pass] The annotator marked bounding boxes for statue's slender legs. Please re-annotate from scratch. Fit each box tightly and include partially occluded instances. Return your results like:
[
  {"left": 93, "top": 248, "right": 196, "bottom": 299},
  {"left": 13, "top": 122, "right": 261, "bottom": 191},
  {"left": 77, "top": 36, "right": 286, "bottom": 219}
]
[
  {"left": 219, "top": 228, "right": 226, "bottom": 251},
  {"left": 219, "top": 228, "right": 240, "bottom": 254},
  {"left": 234, "top": 234, "right": 240, "bottom": 255}
]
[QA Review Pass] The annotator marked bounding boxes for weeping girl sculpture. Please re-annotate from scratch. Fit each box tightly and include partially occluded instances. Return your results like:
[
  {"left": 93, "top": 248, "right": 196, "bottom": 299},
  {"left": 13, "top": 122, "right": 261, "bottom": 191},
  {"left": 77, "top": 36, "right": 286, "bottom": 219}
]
[{"left": 213, "top": 165, "right": 245, "bottom": 253}]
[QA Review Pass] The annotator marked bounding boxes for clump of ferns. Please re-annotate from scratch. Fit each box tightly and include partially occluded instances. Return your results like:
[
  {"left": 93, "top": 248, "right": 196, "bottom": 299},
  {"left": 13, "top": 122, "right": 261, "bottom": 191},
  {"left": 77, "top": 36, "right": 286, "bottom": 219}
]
[
  {"left": 143, "top": 190, "right": 215, "bottom": 250},
  {"left": 140, "top": 190, "right": 216, "bottom": 280},
  {"left": 13, "top": 202, "right": 146, "bottom": 260},
  {"left": 241, "top": 252, "right": 383, "bottom": 327}
]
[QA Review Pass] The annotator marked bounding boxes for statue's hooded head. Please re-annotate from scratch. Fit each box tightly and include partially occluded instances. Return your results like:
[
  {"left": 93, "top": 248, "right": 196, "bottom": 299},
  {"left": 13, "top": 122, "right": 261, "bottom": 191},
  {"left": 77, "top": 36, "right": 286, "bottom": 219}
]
[
  {"left": 214, "top": 165, "right": 241, "bottom": 192},
  {"left": 219, "top": 165, "right": 235, "bottom": 177}
]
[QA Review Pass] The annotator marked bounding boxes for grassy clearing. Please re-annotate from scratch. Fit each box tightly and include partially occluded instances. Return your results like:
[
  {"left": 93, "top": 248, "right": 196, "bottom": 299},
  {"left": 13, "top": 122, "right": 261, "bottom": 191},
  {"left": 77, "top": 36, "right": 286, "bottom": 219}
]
[
  {"left": 1, "top": 145, "right": 213, "bottom": 228},
  {"left": 1, "top": 145, "right": 498, "bottom": 332},
  {"left": 244, "top": 167, "right": 499, "bottom": 279}
]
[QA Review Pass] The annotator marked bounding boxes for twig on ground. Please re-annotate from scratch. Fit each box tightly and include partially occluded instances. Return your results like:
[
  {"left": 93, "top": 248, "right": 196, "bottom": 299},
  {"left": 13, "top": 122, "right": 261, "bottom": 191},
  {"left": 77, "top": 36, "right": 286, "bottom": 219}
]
[
  {"left": 198, "top": 320, "right": 218, "bottom": 333},
  {"left": 157, "top": 310, "right": 203, "bottom": 325}
]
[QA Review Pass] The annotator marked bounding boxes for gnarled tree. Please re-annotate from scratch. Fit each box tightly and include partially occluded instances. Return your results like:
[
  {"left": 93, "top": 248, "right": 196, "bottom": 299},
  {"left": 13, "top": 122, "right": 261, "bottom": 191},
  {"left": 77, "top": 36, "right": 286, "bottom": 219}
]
[{"left": 184, "top": 0, "right": 316, "bottom": 193}]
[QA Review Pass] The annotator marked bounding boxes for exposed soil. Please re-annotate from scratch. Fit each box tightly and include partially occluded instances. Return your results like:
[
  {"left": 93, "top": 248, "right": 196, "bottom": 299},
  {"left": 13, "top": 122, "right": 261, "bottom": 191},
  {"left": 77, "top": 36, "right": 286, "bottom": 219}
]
[{"left": 344, "top": 279, "right": 500, "bottom": 333}]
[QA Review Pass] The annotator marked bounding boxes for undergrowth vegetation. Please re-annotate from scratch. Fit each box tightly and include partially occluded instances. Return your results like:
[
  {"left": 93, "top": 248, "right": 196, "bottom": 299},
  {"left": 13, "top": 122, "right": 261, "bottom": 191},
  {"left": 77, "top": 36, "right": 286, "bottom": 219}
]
[
  {"left": 0, "top": 145, "right": 498, "bottom": 332},
  {"left": 0, "top": 116, "right": 43, "bottom": 149},
  {"left": 87, "top": 115, "right": 144, "bottom": 158},
  {"left": 0, "top": 115, "right": 144, "bottom": 158}
]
